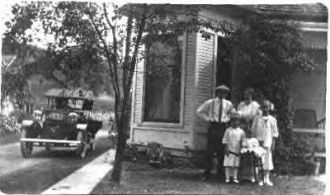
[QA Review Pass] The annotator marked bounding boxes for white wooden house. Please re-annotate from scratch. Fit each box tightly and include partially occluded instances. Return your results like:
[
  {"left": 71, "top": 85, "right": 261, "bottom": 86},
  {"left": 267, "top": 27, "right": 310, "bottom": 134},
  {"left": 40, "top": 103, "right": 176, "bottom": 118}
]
[{"left": 129, "top": 4, "right": 327, "bottom": 156}]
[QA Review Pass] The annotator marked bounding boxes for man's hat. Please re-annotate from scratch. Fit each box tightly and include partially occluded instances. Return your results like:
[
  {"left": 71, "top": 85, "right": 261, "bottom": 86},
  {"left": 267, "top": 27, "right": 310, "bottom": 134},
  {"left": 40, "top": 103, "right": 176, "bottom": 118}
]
[{"left": 215, "top": 85, "right": 230, "bottom": 92}]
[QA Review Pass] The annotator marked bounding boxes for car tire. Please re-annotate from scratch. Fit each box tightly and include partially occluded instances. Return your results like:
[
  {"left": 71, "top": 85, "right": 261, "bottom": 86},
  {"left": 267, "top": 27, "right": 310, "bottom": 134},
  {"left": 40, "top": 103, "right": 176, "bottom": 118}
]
[
  {"left": 76, "top": 131, "right": 86, "bottom": 159},
  {"left": 90, "top": 139, "right": 96, "bottom": 152},
  {"left": 20, "top": 128, "right": 33, "bottom": 158}
]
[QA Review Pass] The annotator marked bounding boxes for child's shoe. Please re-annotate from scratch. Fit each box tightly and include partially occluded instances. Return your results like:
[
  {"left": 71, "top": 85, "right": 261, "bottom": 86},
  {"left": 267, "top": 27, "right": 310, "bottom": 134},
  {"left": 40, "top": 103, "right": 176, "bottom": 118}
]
[
  {"left": 225, "top": 179, "right": 230, "bottom": 183},
  {"left": 265, "top": 180, "right": 273, "bottom": 186},
  {"left": 232, "top": 179, "right": 239, "bottom": 184},
  {"left": 258, "top": 181, "right": 264, "bottom": 186}
]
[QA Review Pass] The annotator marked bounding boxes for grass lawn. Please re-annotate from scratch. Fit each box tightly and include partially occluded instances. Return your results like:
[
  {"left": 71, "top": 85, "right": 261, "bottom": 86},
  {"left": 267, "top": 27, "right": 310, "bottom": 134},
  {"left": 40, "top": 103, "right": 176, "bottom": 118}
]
[{"left": 92, "top": 161, "right": 326, "bottom": 195}]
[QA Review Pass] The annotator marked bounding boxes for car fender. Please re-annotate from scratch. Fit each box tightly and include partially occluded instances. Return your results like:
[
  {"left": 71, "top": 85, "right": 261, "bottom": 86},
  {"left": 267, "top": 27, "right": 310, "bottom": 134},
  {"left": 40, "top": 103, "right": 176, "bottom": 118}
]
[
  {"left": 20, "top": 120, "right": 42, "bottom": 137},
  {"left": 21, "top": 120, "right": 34, "bottom": 127}
]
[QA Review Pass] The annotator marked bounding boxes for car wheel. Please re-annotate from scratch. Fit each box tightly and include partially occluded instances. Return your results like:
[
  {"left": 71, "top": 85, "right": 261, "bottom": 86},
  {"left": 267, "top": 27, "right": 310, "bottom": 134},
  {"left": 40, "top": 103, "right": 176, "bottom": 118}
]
[
  {"left": 90, "top": 138, "right": 96, "bottom": 152},
  {"left": 20, "top": 128, "right": 33, "bottom": 158},
  {"left": 76, "top": 131, "right": 86, "bottom": 159}
]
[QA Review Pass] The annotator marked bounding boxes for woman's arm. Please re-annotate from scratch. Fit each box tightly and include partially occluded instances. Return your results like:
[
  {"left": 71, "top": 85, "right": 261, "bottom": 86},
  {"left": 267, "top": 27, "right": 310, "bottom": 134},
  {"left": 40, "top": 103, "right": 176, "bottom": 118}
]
[
  {"left": 250, "top": 117, "right": 258, "bottom": 137},
  {"left": 271, "top": 138, "right": 276, "bottom": 152}
]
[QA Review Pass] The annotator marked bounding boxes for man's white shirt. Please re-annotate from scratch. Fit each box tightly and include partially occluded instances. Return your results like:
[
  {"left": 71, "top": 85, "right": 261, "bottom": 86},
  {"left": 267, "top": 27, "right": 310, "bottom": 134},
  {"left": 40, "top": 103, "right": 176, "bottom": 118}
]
[{"left": 197, "top": 98, "right": 233, "bottom": 123}]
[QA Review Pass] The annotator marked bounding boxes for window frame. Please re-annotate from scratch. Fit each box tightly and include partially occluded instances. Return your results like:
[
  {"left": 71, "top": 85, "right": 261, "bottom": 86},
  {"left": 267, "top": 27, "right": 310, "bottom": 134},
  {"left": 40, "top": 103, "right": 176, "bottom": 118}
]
[{"left": 140, "top": 33, "right": 187, "bottom": 128}]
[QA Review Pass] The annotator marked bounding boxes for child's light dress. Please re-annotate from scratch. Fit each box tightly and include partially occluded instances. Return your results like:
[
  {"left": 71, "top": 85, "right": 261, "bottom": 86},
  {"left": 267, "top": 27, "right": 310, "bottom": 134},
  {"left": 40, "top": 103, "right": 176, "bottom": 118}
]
[
  {"left": 251, "top": 115, "right": 279, "bottom": 170},
  {"left": 222, "top": 127, "right": 245, "bottom": 167}
]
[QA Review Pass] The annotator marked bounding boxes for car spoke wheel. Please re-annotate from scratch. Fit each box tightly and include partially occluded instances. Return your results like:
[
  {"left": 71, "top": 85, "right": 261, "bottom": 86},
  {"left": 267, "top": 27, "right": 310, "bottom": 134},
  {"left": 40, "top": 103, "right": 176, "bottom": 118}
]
[
  {"left": 89, "top": 138, "right": 96, "bottom": 152},
  {"left": 20, "top": 128, "right": 33, "bottom": 158}
]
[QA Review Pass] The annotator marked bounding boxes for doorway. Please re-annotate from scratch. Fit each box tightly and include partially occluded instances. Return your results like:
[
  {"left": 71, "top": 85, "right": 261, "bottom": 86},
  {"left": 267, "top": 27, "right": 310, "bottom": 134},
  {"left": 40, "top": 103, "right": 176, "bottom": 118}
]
[{"left": 216, "top": 36, "right": 232, "bottom": 98}]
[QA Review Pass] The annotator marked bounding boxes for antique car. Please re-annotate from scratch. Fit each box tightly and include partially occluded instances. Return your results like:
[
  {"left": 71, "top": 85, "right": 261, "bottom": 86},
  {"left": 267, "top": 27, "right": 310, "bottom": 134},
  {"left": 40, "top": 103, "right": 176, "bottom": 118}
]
[{"left": 19, "top": 88, "right": 103, "bottom": 158}]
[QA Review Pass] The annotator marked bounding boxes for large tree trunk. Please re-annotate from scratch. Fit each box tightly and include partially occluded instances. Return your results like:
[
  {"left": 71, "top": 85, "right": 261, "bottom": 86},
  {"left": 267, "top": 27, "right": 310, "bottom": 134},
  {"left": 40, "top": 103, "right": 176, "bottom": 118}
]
[
  {"left": 110, "top": 124, "right": 127, "bottom": 182},
  {"left": 110, "top": 97, "right": 131, "bottom": 183}
]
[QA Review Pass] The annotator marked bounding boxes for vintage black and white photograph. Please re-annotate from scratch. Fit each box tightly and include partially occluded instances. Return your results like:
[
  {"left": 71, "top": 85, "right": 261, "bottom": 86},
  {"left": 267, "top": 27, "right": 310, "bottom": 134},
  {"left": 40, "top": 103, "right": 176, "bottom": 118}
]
[{"left": 0, "top": 1, "right": 327, "bottom": 194}]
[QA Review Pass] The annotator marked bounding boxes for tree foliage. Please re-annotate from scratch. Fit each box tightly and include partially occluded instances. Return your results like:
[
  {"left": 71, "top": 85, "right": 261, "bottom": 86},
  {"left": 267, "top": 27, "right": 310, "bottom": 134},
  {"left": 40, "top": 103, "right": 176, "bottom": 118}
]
[
  {"left": 2, "top": 2, "right": 112, "bottom": 100},
  {"left": 4, "top": 2, "right": 226, "bottom": 182},
  {"left": 219, "top": 16, "right": 316, "bottom": 174}
]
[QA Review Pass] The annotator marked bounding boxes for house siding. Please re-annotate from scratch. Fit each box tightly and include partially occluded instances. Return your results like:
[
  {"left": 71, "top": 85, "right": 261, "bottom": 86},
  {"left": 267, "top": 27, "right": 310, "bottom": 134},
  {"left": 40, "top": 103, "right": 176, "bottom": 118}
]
[
  {"left": 132, "top": 59, "right": 144, "bottom": 124},
  {"left": 289, "top": 68, "right": 326, "bottom": 122},
  {"left": 183, "top": 33, "right": 197, "bottom": 131},
  {"left": 289, "top": 31, "right": 327, "bottom": 124}
]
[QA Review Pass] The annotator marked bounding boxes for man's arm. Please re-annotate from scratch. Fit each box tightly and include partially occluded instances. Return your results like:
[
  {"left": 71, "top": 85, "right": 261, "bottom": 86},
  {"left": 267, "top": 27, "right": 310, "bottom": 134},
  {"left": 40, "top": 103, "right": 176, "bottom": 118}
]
[
  {"left": 250, "top": 117, "right": 258, "bottom": 137},
  {"left": 197, "top": 99, "right": 212, "bottom": 121}
]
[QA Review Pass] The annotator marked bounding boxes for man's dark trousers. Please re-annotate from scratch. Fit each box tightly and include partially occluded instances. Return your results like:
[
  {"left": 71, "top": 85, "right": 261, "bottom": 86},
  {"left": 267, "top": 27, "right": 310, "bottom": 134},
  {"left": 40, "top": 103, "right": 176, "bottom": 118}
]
[{"left": 204, "top": 122, "right": 228, "bottom": 179}]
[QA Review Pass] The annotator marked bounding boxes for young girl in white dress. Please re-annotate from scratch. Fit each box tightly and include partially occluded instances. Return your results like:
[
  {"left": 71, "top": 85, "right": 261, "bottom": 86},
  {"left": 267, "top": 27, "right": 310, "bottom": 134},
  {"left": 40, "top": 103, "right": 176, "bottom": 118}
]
[
  {"left": 222, "top": 114, "right": 245, "bottom": 183},
  {"left": 251, "top": 100, "right": 279, "bottom": 186}
]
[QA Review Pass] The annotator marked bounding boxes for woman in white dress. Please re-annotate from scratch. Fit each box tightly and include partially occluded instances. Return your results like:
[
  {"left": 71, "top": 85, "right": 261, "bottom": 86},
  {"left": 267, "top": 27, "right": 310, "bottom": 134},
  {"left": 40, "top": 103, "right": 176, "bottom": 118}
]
[{"left": 236, "top": 88, "right": 261, "bottom": 183}]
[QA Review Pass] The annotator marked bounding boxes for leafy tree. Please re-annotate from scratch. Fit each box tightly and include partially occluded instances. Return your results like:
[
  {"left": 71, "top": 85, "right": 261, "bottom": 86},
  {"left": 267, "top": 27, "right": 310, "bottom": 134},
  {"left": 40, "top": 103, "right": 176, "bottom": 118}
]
[
  {"left": 219, "top": 16, "right": 316, "bottom": 174},
  {"left": 4, "top": 2, "right": 224, "bottom": 182}
]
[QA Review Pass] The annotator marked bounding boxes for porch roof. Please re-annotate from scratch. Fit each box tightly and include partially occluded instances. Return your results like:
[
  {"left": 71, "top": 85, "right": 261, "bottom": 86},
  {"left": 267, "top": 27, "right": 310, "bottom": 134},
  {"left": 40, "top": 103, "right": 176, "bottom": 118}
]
[{"left": 240, "top": 4, "right": 328, "bottom": 22}]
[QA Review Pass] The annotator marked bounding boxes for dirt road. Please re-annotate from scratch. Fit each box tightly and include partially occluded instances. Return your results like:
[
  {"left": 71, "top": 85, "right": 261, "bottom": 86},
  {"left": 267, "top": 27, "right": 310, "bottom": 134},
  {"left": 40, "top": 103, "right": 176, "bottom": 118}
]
[{"left": 0, "top": 130, "right": 112, "bottom": 194}]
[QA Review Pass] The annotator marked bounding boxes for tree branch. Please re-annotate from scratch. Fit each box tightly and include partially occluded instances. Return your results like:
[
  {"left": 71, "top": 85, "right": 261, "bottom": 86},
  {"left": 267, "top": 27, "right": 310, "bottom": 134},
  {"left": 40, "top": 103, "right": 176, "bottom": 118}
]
[
  {"left": 126, "top": 5, "right": 147, "bottom": 95},
  {"left": 50, "top": 72, "right": 68, "bottom": 88},
  {"left": 103, "top": 3, "right": 120, "bottom": 99},
  {"left": 122, "top": 4, "right": 147, "bottom": 117},
  {"left": 88, "top": 13, "right": 120, "bottom": 97},
  {"left": 122, "top": 15, "right": 133, "bottom": 99}
]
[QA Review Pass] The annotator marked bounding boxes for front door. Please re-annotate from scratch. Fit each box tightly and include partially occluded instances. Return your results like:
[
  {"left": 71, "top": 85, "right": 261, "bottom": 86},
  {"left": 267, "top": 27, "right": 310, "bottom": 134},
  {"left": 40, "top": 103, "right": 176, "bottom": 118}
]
[{"left": 216, "top": 36, "right": 232, "bottom": 99}]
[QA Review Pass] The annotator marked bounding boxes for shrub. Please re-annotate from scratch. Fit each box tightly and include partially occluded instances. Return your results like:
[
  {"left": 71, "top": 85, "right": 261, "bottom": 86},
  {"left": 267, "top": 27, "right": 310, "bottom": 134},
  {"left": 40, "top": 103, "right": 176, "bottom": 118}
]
[
  {"left": 274, "top": 131, "right": 316, "bottom": 175},
  {"left": 124, "top": 143, "right": 147, "bottom": 162},
  {"left": 221, "top": 17, "right": 317, "bottom": 176},
  {"left": 124, "top": 142, "right": 174, "bottom": 168},
  {"left": 0, "top": 114, "right": 21, "bottom": 135}
]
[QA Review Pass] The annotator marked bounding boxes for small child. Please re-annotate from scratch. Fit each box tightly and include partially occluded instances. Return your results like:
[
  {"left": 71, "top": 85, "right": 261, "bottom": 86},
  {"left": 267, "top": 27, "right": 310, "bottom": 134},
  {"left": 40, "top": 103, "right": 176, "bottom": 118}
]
[
  {"left": 222, "top": 113, "right": 245, "bottom": 183},
  {"left": 251, "top": 100, "right": 279, "bottom": 186}
]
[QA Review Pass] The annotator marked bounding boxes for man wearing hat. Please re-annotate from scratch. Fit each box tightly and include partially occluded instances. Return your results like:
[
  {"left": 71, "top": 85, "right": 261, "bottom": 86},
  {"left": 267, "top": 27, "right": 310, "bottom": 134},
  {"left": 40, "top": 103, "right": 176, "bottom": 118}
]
[{"left": 197, "top": 84, "right": 234, "bottom": 180}]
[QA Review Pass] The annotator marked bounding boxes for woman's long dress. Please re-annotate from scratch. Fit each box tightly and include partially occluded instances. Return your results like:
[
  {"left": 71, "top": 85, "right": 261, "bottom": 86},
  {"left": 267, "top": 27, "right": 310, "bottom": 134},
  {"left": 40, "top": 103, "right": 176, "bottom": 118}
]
[{"left": 237, "top": 101, "right": 261, "bottom": 181}]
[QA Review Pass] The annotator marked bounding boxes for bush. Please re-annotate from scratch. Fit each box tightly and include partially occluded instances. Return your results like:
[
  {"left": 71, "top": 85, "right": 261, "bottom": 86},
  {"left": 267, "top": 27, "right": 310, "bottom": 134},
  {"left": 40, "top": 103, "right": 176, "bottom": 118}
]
[
  {"left": 0, "top": 114, "right": 21, "bottom": 135},
  {"left": 274, "top": 131, "right": 316, "bottom": 175},
  {"left": 124, "top": 142, "right": 175, "bottom": 168}
]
